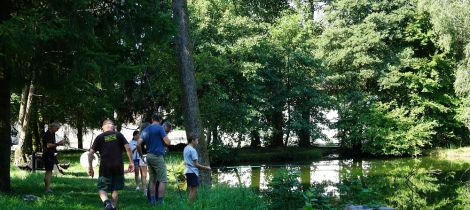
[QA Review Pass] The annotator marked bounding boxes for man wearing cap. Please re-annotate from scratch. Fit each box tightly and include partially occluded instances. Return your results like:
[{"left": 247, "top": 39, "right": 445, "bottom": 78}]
[{"left": 138, "top": 114, "right": 170, "bottom": 205}]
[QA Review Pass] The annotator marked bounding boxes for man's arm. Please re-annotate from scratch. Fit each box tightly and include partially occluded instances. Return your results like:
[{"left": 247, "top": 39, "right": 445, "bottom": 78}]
[
  {"left": 87, "top": 149, "right": 95, "bottom": 177},
  {"left": 163, "top": 136, "right": 170, "bottom": 146},
  {"left": 124, "top": 144, "right": 134, "bottom": 172}
]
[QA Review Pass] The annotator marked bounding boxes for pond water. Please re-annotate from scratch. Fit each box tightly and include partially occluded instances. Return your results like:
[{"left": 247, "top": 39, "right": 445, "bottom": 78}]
[{"left": 211, "top": 157, "right": 470, "bottom": 209}]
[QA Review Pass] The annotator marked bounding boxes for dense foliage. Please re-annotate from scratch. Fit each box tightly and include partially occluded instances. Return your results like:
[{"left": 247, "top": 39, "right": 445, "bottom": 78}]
[{"left": 1, "top": 0, "right": 469, "bottom": 158}]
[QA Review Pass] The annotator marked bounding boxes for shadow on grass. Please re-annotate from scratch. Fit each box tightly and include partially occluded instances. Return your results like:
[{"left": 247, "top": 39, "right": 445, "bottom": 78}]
[{"left": 4, "top": 169, "right": 267, "bottom": 210}]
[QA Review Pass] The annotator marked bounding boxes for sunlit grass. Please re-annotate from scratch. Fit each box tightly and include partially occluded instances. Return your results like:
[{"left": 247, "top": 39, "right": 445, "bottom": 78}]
[
  {"left": 429, "top": 147, "right": 470, "bottom": 162},
  {"left": 1, "top": 151, "right": 267, "bottom": 210}
]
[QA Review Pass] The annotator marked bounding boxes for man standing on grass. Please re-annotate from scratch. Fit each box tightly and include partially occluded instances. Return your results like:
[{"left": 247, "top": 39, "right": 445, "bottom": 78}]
[
  {"left": 43, "top": 122, "right": 64, "bottom": 193},
  {"left": 88, "top": 119, "right": 134, "bottom": 210},
  {"left": 138, "top": 113, "right": 170, "bottom": 205}
]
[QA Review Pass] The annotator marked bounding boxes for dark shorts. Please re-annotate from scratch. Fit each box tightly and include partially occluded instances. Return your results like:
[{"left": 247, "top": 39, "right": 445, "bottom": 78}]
[
  {"left": 43, "top": 154, "right": 56, "bottom": 171},
  {"left": 186, "top": 173, "right": 199, "bottom": 187},
  {"left": 97, "top": 175, "right": 124, "bottom": 193},
  {"left": 133, "top": 159, "right": 140, "bottom": 167}
]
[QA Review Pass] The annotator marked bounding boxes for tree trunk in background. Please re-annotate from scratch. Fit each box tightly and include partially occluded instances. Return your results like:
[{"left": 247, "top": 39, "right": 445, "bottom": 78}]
[
  {"left": 172, "top": 0, "right": 211, "bottom": 185},
  {"left": 206, "top": 128, "right": 212, "bottom": 146},
  {"left": 250, "top": 130, "right": 261, "bottom": 147},
  {"left": 212, "top": 126, "right": 219, "bottom": 145},
  {"left": 17, "top": 84, "right": 28, "bottom": 127},
  {"left": 77, "top": 118, "right": 83, "bottom": 149},
  {"left": 32, "top": 118, "right": 41, "bottom": 152},
  {"left": 308, "top": 0, "right": 316, "bottom": 21},
  {"left": 15, "top": 79, "right": 35, "bottom": 165},
  {"left": 298, "top": 110, "right": 311, "bottom": 147},
  {"left": 0, "top": 0, "right": 12, "bottom": 192},
  {"left": 270, "top": 111, "right": 284, "bottom": 147}
]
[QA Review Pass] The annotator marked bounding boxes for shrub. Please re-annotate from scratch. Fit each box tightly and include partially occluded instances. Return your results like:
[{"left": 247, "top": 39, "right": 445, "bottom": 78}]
[{"left": 265, "top": 169, "right": 304, "bottom": 210}]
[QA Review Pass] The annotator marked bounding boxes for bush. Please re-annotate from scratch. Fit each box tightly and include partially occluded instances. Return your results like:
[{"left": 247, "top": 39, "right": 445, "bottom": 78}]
[{"left": 265, "top": 169, "right": 304, "bottom": 210}]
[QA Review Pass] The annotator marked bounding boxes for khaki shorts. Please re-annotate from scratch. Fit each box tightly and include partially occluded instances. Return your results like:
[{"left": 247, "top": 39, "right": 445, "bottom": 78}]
[{"left": 147, "top": 153, "right": 167, "bottom": 183}]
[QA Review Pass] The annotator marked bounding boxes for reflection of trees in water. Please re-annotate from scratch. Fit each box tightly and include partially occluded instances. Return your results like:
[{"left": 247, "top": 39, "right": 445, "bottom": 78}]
[
  {"left": 337, "top": 158, "right": 470, "bottom": 209},
  {"left": 213, "top": 158, "right": 470, "bottom": 209}
]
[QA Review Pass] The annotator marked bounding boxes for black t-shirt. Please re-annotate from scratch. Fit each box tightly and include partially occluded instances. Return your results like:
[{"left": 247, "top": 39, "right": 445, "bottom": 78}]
[
  {"left": 91, "top": 131, "right": 129, "bottom": 177},
  {"left": 42, "top": 131, "right": 56, "bottom": 155}
]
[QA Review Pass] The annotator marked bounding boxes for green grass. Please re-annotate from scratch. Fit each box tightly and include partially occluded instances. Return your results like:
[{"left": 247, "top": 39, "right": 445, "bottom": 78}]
[
  {"left": 429, "top": 147, "right": 470, "bottom": 162},
  {"left": 0, "top": 151, "right": 267, "bottom": 210}
]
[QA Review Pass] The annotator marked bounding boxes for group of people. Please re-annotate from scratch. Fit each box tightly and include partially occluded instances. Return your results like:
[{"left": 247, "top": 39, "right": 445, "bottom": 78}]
[
  {"left": 42, "top": 114, "right": 211, "bottom": 210},
  {"left": 87, "top": 114, "right": 212, "bottom": 210}
]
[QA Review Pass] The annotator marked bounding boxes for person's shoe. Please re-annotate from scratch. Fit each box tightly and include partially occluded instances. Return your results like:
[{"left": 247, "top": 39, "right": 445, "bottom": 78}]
[
  {"left": 135, "top": 186, "right": 140, "bottom": 191},
  {"left": 103, "top": 200, "right": 115, "bottom": 210},
  {"left": 45, "top": 189, "right": 53, "bottom": 193}
]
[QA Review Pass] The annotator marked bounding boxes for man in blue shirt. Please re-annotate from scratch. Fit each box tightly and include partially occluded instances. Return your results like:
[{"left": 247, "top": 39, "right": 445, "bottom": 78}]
[{"left": 137, "top": 114, "right": 170, "bottom": 205}]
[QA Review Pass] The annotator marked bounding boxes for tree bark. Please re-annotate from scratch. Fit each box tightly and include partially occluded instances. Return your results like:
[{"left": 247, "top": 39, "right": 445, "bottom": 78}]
[
  {"left": 250, "top": 130, "right": 261, "bottom": 147},
  {"left": 270, "top": 110, "right": 284, "bottom": 147},
  {"left": 17, "top": 84, "right": 29, "bottom": 127},
  {"left": 0, "top": 0, "right": 12, "bottom": 192},
  {"left": 77, "top": 118, "right": 83, "bottom": 149},
  {"left": 15, "top": 79, "right": 35, "bottom": 165},
  {"left": 298, "top": 109, "right": 311, "bottom": 147},
  {"left": 172, "top": 0, "right": 211, "bottom": 185},
  {"left": 212, "top": 126, "right": 219, "bottom": 145},
  {"left": 308, "top": 0, "right": 316, "bottom": 21},
  {"left": 206, "top": 128, "right": 211, "bottom": 146}
]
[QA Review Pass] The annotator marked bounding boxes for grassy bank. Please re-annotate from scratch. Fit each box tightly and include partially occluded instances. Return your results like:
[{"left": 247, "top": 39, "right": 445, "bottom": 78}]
[
  {"left": 0, "top": 151, "right": 266, "bottom": 210},
  {"left": 209, "top": 146, "right": 335, "bottom": 166},
  {"left": 429, "top": 147, "right": 470, "bottom": 162}
]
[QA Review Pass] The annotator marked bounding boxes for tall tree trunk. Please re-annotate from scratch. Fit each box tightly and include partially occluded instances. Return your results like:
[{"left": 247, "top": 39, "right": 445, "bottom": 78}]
[
  {"left": 237, "top": 133, "right": 243, "bottom": 148},
  {"left": 298, "top": 109, "right": 311, "bottom": 147},
  {"left": 308, "top": 0, "right": 316, "bottom": 21},
  {"left": 17, "top": 84, "right": 29, "bottom": 127},
  {"left": 0, "top": 0, "right": 12, "bottom": 192},
  {"left": 270, "top": 111, "right": 284, "bottom": 147},
  {"left": 206, "top": 128, "right": 211, "bottom": 146},
  {"left": 212, "top": 126, "right": 218, "bottom": 145},
  {"left": 32, "top": 117, "right": 41, "bottom": 152},
  {"left": 172, "top": 0, "right": 210, "bottom": 185},
  {"left": 77, "top": 117, "right": 83, "bottom": 149},
  {"left": 250, "top": 130, "right": 261, "bottom": 148},
  {"left": 15, "top": 79, "right": 35, "bottom": 165}
]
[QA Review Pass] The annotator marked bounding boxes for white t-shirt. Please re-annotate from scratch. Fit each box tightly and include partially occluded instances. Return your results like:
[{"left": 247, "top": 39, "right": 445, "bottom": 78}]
[
  {"left": 183, "top": 145, "right": 199, "bottom": 176},
  {"left": 130, "top": 139, "right": 140, "bottom": 161}
]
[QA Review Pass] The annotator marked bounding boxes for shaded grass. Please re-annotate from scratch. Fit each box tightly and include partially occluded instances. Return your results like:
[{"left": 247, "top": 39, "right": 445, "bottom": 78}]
[{"left": 1, "top": 151, "right": 267, "bottom": 210}]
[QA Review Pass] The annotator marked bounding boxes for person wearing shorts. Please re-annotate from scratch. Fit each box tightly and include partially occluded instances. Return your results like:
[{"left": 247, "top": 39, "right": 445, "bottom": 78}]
[
  {"left": 129, "top": 130, "right": 147, "bottom": 195},
  {"left": 88, "top": 119, "right": 134, "bottom": 210},
  {"left": 42, "top": 122, "right": 63, "bottom": 193},
  {"left": 138, "top": 114, "right": 170, "bottom": 205},
  {"left": 183, "top": 133, "right": 211, "bottom": 203}
]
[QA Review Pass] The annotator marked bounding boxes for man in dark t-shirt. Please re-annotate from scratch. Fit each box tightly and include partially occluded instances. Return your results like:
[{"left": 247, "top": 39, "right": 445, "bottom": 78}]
[
  {"left": 42, "top": 122, "right": 63, "bottom": 193},
  {"left": 88, "top": 119, "right": 134, "bottom": 210}
]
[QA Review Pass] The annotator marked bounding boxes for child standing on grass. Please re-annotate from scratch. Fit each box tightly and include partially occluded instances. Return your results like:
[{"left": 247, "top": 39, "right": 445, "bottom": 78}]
[
  {"left": 130, "top": 130, "right": 148, "bottom": 195},
  {"left": 183, "top": 133, "right": 211, "bottom": 203}
]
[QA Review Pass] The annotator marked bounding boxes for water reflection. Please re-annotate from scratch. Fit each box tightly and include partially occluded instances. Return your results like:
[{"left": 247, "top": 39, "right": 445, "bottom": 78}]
[{"left": 211, "top": 158, "right": 470, "bottom": 209}]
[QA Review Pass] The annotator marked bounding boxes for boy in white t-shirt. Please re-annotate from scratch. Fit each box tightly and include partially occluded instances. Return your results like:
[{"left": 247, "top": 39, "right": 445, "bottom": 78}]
[{"left": 183, "top": 133, "right": 211, "bottom": 202}]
